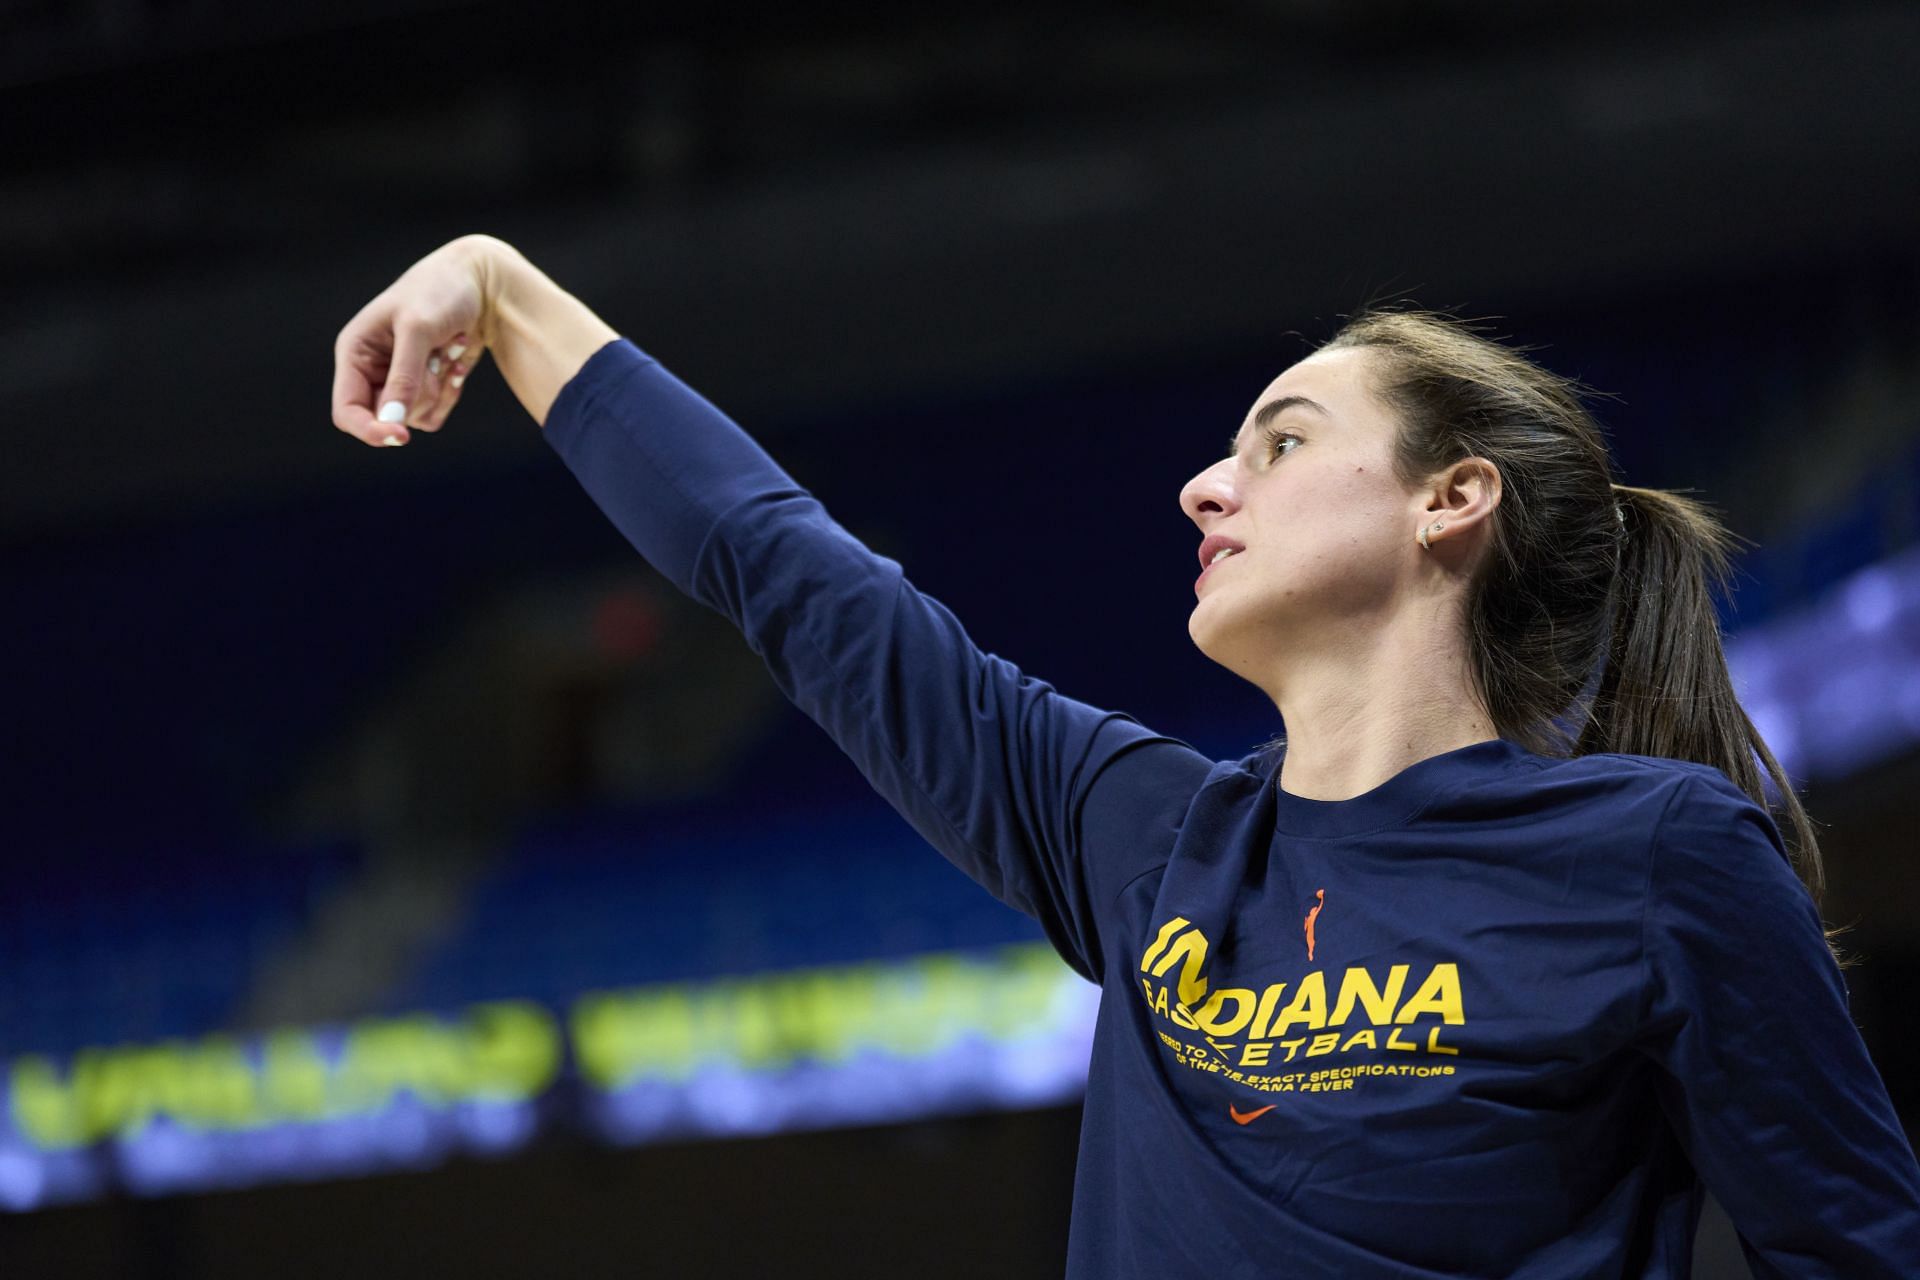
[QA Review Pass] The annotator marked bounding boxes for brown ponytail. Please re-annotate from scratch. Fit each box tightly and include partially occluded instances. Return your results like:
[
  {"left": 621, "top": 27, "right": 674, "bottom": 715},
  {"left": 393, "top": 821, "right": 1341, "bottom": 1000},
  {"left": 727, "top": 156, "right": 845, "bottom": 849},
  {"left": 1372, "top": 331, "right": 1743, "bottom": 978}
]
[{"left": 1319, "top": 306, "right": 1854, "bottom": 969}]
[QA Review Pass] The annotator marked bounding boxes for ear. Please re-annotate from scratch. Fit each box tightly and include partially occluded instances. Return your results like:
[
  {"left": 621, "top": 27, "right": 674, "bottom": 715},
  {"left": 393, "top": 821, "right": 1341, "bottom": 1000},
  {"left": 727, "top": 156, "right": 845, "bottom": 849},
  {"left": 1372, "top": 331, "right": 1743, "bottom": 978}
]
[{"left": 1420, "top": 456, "right": 1502, "bottom": 543}]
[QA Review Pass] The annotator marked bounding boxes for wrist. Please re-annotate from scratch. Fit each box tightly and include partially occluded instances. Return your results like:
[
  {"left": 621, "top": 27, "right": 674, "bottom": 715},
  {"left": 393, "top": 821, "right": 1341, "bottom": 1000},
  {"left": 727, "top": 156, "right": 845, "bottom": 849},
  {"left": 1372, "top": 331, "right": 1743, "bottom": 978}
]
[
  {"left": 451, "top": 235, "right": 619, "bottom": 429},
  {"left": 460, "top": 234, "right": 529, "bottom": 349}
]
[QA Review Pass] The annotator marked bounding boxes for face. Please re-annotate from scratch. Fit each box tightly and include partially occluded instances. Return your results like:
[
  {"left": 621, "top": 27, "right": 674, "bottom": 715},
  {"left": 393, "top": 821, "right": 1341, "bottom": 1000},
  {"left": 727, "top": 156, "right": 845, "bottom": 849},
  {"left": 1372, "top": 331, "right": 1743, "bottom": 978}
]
[{"left": 1178, "top": 345, "right": 1433, "bottom": 687}]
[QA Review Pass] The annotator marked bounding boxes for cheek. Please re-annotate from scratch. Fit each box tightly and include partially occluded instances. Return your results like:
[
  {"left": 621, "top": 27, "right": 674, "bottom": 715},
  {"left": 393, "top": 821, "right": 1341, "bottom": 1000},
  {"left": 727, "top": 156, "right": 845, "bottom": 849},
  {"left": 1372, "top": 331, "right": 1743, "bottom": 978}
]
[
  {"left": 1324, "top": 469, "right": 1402, "bottom": 526},
  {"left": 1279, "top": 477, "right": 1404, "bottom": 573},
  {"left": 1281, "top": 468, "right": 1378, "bottom": 530}
]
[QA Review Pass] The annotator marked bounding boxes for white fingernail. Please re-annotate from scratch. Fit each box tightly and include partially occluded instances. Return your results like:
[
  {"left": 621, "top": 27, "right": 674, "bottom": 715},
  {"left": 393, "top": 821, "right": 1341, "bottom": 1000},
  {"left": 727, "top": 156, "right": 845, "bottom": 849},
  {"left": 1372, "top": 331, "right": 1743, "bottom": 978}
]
[
  {"left": 428, "top": 356, "right": 442, "bottom": 376},
  {"left": 379, "top": 401, "right": 406, "bottom": 423},
  {"left": 383, "top": 434, "right": 405, "bottom": 446},
  {"left": 451, "top": 374, "right": 465, "bottom": 388},
  {"left": 446, "top": 344, "right": 466, "bottom": 361}
]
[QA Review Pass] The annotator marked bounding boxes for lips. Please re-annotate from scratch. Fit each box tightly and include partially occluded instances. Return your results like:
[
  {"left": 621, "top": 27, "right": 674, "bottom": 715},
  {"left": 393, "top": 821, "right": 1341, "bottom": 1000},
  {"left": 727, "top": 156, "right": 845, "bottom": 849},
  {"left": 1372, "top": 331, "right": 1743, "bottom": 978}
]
[
  {"left": 1194, "top": 544, "right": 1245, "bottom": 595},
  {"left": 1197, "top": 534, "right": 1247, "bottom": 570}
]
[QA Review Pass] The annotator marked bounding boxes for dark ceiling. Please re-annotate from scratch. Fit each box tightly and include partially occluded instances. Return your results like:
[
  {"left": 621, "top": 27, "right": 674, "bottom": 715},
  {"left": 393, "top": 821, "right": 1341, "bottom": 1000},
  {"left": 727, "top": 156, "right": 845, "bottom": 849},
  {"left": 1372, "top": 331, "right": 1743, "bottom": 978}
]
[{"left": 4, "top": 0, "right": 1917, "bottom": 540}]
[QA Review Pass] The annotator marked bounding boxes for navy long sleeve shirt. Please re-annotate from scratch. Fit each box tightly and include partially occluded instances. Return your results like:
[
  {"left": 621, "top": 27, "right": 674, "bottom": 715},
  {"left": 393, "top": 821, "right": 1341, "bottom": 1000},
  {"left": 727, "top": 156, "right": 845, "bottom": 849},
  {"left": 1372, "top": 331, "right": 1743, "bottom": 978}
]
[{"left": 542, "top": 336, "right": 1920, "bottom": 1278}]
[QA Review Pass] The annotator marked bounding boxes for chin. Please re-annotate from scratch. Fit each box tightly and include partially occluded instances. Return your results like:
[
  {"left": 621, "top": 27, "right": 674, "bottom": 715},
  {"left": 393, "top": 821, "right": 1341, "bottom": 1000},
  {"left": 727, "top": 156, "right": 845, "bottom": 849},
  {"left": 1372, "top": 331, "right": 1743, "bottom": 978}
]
[
  {"left": 1186, "top": 607, "right": 1236, "bottom": 665},
  {"left": 1191, "top": 596, "right": 1281, "bottom": 668}
]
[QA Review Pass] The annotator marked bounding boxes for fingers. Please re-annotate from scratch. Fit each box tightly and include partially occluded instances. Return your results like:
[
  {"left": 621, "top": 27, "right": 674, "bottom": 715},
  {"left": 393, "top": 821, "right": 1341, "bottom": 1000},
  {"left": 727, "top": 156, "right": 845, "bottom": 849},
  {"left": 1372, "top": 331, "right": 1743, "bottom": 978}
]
[
  {"left": 331, "top": 344, "right": 385, "bottom": 443},
  {"left": 333, "top": 302, "right": 424, "bottom": 448},
  {"left": 331, "top": 265, "right": 486, "bottom": 447},
  {"left": 332, "top": 299, "right": 402, "bottom": 446},
  {"left": 333, "top": 330, "right": 484, "bottom": 446},
  {"left": 407, "top": 343, "right": 453, "bottom": 432},
  {"left": 372, "top": 313, "right": 441, "bottom": 441},
  {"left": 411, "top": 335, "right": 485, "bottom": 433}
]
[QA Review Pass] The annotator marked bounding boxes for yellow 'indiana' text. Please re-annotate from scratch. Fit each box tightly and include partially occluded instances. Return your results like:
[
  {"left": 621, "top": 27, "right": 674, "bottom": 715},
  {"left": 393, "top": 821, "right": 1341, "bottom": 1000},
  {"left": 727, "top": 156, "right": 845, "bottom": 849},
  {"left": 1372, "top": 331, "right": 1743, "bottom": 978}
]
[{"left": 1138, "top": 917, "right": 1464, "bottom": 1062}]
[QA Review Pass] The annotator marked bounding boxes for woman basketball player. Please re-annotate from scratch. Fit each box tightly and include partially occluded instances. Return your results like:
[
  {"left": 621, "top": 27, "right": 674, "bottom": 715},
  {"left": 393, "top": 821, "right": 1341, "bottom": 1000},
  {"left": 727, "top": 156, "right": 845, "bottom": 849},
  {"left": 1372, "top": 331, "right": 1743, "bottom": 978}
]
[{"left": 331, "top": 234, "right": 1920, "bottom": 1277}]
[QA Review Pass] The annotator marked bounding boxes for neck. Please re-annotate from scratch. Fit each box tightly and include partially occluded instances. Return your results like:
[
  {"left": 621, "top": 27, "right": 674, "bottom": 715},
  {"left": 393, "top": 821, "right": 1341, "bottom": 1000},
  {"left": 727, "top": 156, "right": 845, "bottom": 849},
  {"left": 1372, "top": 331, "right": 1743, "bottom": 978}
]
[{"left": 1261, "top": 609, "right": 1497, "bottom": 802}]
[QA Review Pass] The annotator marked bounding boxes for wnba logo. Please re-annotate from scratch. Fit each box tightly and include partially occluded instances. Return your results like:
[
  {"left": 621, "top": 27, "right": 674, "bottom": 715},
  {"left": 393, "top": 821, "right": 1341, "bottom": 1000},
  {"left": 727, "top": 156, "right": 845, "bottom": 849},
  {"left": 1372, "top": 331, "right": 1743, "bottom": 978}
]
[{"left": 1304, "top": 888, "right": 1325, "bottom": 961}]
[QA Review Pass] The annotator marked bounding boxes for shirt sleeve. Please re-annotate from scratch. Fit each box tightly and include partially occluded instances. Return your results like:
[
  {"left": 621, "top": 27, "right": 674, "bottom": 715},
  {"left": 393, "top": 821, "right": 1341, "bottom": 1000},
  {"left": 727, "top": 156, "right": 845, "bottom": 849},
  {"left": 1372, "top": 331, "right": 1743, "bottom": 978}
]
[
  {"left": 540, "top": 337, "right": 1213, "bottom": 982},
  {"left": 1638, "top": 769, "right": 1920, "bottom": 1278}
]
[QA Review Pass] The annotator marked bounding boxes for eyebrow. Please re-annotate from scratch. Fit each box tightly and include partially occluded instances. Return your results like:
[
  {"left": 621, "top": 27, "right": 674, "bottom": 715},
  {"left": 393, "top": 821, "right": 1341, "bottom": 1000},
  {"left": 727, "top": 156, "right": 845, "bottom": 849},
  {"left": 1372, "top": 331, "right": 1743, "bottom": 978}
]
[{"left": 1225, "top": 394, "right": 1331, "bottom": 457}]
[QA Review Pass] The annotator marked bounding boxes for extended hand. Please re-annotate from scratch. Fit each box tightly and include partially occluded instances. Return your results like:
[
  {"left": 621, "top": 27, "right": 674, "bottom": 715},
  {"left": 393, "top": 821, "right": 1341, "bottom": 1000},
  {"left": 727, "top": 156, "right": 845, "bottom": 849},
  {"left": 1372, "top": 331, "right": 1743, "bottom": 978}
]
[{"left": 331, "top": 234, "right": 503, "bottom": 447}]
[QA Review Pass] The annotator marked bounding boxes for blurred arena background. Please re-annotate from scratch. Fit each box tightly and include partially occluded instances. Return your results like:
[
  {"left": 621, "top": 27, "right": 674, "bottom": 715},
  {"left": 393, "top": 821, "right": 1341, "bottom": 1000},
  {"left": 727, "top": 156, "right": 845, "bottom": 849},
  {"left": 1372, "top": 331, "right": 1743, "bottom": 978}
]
[{"left": 3, "top": 2, "right": 1919, "bottom": 1275}]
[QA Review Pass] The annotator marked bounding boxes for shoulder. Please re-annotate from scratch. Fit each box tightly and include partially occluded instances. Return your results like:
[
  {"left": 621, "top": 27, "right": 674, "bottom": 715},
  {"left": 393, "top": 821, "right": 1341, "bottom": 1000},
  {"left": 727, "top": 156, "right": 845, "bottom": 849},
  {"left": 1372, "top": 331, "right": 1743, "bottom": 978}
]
[
  {"left": 1543, "top": 747, "right": 1717, "bottom": 791},
  {"left": 1578, "top": 751, "right": 1780, "bottom": 842},
  {"left": 1421, "top": 747, "right": 1694, "bottom": 837},
  {"left": 1636, "top": 760, "right": 1831, "bottom": 1002},
  {"left": 1080, "top": 718, "right": 1223, "bottom": 830},
  {"left": 1527, "top": 749, "right": 1759, "bottom": 821},
  {"left": 1430, "top": 749, "right": 1793, "bottom": 894},
  {"left": 1617, "top": 759, "right": 1809, "bottom": 937}
]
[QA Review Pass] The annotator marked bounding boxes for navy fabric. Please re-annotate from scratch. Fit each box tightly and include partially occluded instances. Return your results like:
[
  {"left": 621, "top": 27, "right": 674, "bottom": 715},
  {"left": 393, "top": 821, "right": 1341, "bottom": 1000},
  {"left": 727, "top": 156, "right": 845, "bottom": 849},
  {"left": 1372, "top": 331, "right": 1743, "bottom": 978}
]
[{"left": 543, "top": 336, "right": 1920, "bottom": 1278}]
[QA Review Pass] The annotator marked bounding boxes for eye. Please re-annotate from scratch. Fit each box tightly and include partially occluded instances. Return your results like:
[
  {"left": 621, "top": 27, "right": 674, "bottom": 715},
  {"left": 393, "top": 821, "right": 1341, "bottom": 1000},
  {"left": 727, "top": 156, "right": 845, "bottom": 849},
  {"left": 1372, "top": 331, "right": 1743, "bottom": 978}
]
[{"left": 1261, "top": 427, "right": 1301, "bottom": 460}]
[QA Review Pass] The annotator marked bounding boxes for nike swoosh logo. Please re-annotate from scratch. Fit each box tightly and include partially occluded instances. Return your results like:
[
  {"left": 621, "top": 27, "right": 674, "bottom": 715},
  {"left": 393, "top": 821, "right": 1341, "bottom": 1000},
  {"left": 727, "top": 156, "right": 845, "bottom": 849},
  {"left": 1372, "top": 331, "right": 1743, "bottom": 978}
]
[{"left": 1228, "top": 1104, "right": 1277, "bottom": 1125}]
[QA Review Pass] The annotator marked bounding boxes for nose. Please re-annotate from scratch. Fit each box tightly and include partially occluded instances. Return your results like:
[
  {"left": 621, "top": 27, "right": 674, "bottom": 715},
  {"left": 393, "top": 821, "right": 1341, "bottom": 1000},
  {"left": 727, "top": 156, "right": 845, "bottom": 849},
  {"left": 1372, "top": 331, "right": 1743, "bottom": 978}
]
[{"left": 1180, "top": 456, "right": 1240, "bottom": 529}]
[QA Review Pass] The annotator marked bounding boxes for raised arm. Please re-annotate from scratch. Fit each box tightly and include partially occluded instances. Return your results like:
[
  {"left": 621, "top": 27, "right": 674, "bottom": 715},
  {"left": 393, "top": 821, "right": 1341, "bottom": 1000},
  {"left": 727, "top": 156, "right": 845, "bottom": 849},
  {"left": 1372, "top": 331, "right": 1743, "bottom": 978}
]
[{"left": 331, "top": 236, "right": 1214, "bottom": 981}]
